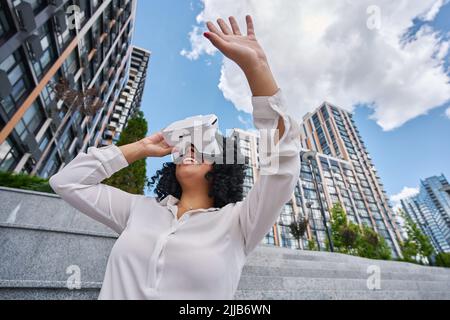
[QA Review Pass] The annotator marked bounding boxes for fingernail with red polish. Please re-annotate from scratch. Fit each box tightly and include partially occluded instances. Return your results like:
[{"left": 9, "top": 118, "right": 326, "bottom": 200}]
[{"left": 203, "top": 32, "right": 210, "bottom": 39}]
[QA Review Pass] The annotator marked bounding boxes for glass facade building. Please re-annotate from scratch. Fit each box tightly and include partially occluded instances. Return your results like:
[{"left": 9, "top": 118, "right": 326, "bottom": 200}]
[
  {"left": 0, "top": 0, "right": 140, "bottom": 179},
  {"left": 233, "top": 101, "right": 404, "bottom": 257},
  {"left": 401, "top": 175, "right": 450, "bottom": 253}
]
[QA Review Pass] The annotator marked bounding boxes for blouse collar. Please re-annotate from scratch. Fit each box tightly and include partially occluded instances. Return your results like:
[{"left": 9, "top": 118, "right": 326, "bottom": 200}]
[{"left": 160, "top": 195, "right": 220, "bottom": 219}]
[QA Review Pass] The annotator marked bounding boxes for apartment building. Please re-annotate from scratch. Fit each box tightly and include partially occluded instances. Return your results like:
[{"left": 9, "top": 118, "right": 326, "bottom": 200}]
[
  {"left": 0, "top": 0, "right": 138, "bottom": 179},
  {"left": 402, "top": 175, "right": 450, "bottom": 253}
]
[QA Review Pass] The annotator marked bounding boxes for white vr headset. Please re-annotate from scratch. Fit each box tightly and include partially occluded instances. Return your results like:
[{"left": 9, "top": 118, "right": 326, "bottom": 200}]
[{"left": 161, "top": 114, "right": 222, "bottom": 161}]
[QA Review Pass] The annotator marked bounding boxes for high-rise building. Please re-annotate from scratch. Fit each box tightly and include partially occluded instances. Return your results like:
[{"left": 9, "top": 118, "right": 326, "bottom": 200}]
[
  {"left": 444, "top": 185, "right": 450, "bottom": 197},
  {"left": 0, "top": 0, "right": 138, "bottom": 179},
  {"left": 421, "top": 175, "right": 450, "bottom": 230},
  {"left": 401, "top": 175, "right": 450, "bottom": 253},
  {"left": 299, "top": 102, "right": 403, "bottom": 256},
  {"left": 233, "top": 101, "right": 404, "bottom": 257},
  {"left": 101, "top": 46, "right": 150, "bottom": 146}
]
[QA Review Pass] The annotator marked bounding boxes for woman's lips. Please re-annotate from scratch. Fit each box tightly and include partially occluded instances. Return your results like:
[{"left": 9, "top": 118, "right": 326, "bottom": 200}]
[{"left": 182, "top": 157, "right": 199, "bottom": 165}]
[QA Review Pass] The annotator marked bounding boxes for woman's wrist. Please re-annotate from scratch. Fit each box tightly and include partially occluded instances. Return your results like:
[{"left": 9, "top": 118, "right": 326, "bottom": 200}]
[
  {"left": 243, "top": 59, "right": 279, "bottom": 97},
  {"left": 119, "top": 140, "right": 148, "bottom": 165}
]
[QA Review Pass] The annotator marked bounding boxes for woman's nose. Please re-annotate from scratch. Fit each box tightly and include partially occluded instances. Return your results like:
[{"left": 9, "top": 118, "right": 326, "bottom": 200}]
[{"left": 187, "top": 145, "right": 196, "bottom": 159}]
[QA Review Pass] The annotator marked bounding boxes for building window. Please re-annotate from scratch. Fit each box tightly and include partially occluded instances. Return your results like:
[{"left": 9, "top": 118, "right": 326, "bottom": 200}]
[
  {"left": 63, "top": 49, "right": 79, "bottom": 75},
  {"left": 41, "top": 72, "right": 62, "bottom": 111},
  {"left": 0, "top": 50, "right": 32, "bottom": 117},
  {"left": 60, "top": 129, "right": 74, "bottom": 151},
  {"left": 280, "top": 225, "right": 297, "bottom": 249},
  {"left": 0, "top": 138, "right": 21, "bottom": 172},
  {"left": 0, "top": 2, "right": 14, "bottom": 44},
  {"left": 39, "top": 129, "right": 51, "bottom": 152},
  {"left": 39, "top": 149, "right": 62, "bottom": 179},
  {"left": 13, "top": 0, "right": 46, "bottom": 14},
  {"left": 264, "top": 227, "right": 276, "bottom": 246},
  {"left": 14, "top": 100, "right": 45, "bottom": 142},
  {"left": 32, "top": 22, "right": 57, "bottom": 79}
]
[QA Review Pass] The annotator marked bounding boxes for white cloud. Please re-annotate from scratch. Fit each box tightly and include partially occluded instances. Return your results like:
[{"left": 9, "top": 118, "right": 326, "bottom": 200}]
[
  {"left": 390, "top": 186, "right": 420, "bottom": 212},
  {"left": 180, "top": 26, "right": 216, "bottom": 60},
  {"left": 237, "top": 115, "right": 248, "bottom": 126},
  {"left": 180, "top": 0, "right": 450, "bottom": 131},
  {"left": 237, "top": 114, "right": 253, "bottom": 129},
  {"left": 446, "top": 107, "right": 450, "bottom": 119},
  {"left": 421, "top": 0, "right": 449, "bottom": 21}
]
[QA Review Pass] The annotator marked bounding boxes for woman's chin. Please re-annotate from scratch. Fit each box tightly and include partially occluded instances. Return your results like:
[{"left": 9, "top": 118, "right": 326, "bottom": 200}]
[
  {"left": 177, "top": 164, "right": 199, "bottom": 174},
  {"left": 176, "top": 164, "right": 212, "bottom": 181}
]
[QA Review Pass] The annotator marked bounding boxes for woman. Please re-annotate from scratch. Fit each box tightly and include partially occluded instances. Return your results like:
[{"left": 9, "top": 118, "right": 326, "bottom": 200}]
[{"left": 49, "top": 15, "right": 300, "bottom": 300}]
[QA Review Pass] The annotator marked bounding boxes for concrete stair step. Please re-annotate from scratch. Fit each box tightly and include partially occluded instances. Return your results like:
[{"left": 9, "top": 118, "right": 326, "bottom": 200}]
[
  {"left": 0, "top": 187, "right": 117, "bottom": 236},
  {"left": 234, "top": 290, "right": 450, "bottom": 300},
  {"left": 242, "top": 265, "right": 450, "bottom": 282},
  {"left": 245, "top": 254, "right": 450, "bottom": 276},
  {"left": 0, "top": 224, "right": 114, "bottom": 283},
  {"left": 2, "top": 279, "right": 449, "bottom": 300},
  {"left": 0, "top": 280, "right": 101, "bottom": 300},
  {"left": 237, "top": 275, "right": 450, "bottom": 292},
  {"left": 252, "top": 246, "right": 450, "bottom": 273}
]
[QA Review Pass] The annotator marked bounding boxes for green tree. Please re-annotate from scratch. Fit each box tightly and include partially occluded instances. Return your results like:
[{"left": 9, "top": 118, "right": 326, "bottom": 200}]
[
  {"left": 329, "top": 203, "right": 392, "bottom": 260},
  {"left": 435, "top": 252, "right": 450, "bottom": 268},
  {"left": 329, "top": 203, "right": 360, "bottom": 255},
  {"left": 104, "top": 111, "right": 148, "bottom": 195},
  {"left": 399, "top": 209, "right": 434, "bottom": 264},
  {"left": 0, "top": 171, "right": 54, "bottom": 194},
  {"left": 289, "top": 216, "right": 309, "bottom": 249},
  {"left": 307, "top": 239, "right": 318, "bottom": 251},
  {"left": 357, "top": 226, "right": 392, "bottom": 261}
]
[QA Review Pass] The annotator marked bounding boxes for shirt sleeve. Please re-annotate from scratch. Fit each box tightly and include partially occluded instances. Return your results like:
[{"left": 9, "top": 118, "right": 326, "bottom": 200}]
[
  {"left": 49, "top": 144, "right": 136, "bottom": 234},
  {"left": 234, "top": 89, "right": 301, "bottom": 257}
]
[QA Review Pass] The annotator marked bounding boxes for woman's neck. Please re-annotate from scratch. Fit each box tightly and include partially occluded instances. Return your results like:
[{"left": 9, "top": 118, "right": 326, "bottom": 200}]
[{"left": 177, "top": 189, "right": 214, "bottom": 219}]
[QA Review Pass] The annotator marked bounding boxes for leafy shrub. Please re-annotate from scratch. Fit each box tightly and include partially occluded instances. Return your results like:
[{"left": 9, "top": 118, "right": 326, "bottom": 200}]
[
  {"left": 0, "top": 171, "right": 54, "bottom": 194},
  {"left": 357, "top": 226, "right": 392, "bottom": 261},
  {"left": 399, "top": 209, "right": 434, "bottom": 264},
  {"left": 329, "top": 203, "right": 392, "bottom": 260},
  {"left": 435, "top": 252, "right": 450, "bottom": 268}
]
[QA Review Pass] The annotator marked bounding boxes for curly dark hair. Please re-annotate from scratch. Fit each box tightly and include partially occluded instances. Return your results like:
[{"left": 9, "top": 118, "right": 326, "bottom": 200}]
[{"left": 148, "top": 135, "right": 246, "bottom": 208}]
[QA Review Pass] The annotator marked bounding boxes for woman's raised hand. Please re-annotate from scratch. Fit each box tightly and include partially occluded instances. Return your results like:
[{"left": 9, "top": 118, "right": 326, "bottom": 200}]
[
  {"left": 204, "top": 15, "right": 268, "bottom": 74},
  {"left": 204, "top": 15, "right": 278, "bottom": 97}
]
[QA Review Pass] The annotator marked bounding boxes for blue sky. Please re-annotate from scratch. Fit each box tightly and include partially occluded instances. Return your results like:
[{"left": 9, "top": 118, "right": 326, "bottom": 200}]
[{"left": 133, "top": 0, "right": 450, "bottom": 199}]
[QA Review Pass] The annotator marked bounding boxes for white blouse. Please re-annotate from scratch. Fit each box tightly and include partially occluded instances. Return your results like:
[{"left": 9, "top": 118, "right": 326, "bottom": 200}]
[{"left": 49, "top": 89, "right": 301, "bottom": 300}]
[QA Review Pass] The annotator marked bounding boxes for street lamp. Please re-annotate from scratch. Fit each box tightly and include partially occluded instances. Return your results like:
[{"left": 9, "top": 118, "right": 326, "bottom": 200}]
[
  {"left": 305, "top": 200, "right": 321, "bottom": 251},
  {"left": 302, "top": 151, "right": 335, "bottom": 252}
]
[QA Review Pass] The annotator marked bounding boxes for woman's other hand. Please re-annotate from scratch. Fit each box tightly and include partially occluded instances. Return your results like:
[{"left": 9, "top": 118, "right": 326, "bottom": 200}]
[
  {"left": 119, "top": 133, "right": 173, "bottom": 165},
  {"left": 141, "top": 133, "right": 174, "bottom": 158}
]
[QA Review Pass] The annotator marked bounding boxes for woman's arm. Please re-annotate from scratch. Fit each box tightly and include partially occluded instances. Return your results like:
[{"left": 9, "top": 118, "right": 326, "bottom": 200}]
[
  {"left": 234, "top": 90, "right": 301, "bottom": 256},
  {"left": 119, "top": 132, "right": 174, "bottom": 164},
  {"left": 204, "top": 15, "right": 285, "bottom": 139},
  {"left": 205, "top": 16, "right": 301, "bottom": 256},
  {"left": 49, "top": 133, "right": 173, "bottom": 234}
]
